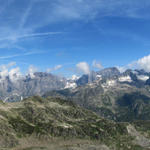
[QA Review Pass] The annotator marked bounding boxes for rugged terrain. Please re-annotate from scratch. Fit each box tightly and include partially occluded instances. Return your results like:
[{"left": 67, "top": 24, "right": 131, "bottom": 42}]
[
  {"left": 0, "top": 96, "right": 150, "bottom": 150},
  {"left": 0, "top": 72, "right": 66, "bottom": 102},
  {"left": 1, "top": 67, "right": 150, "bottom": 149},
  {"left": 44, "top": 68, "right": 150, "bottom": 122},
  {"left": 1, "top": 67, "right": 150, "bottom": 122}
]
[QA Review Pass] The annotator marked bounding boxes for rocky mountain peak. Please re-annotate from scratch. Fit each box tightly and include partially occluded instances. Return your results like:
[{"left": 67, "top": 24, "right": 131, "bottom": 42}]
[{"left": 97, "top": 67, "right": 120, "bottom": 78}]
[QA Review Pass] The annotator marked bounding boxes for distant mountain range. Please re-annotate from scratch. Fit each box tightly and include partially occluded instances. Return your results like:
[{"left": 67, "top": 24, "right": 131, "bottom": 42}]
[
  {"left": 1, "top": 67, "right": 150, "bottom": 102},
  {"left": 44, "top": 67, "right": 150, "bottom": 122},
  {"left": 1, "top": 67, "right": 150, "bottom": 122},
  {"left": 0, "top": 72, "right": 66, "bottom": 102}
]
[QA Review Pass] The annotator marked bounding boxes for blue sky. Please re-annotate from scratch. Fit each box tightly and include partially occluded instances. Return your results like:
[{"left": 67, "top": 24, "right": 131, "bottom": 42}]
[{"left": 1, "top": 0, "right": 150, "bottom": 77}]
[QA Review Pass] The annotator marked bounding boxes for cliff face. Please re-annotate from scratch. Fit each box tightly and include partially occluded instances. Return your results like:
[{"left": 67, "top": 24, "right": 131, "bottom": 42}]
[{"left": 0, "top": 72, "right": 66, "bottom": 102}]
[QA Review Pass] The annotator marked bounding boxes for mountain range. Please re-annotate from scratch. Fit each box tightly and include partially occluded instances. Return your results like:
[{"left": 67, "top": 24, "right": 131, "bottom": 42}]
[
  {"left": 1, "top": 67, "right": 150, "bottom": 102},
  {"left": 0, "top": 72, "right": 66, "bottom": 102},
  {"left": 1, "top": 67, "right": 150, "bottom": 121},
  {"left": 44, "top": 67, "right": 150, "bottom": 122},
  {"left": 1, "top": 67, "right": 150, "bottom": 149}
]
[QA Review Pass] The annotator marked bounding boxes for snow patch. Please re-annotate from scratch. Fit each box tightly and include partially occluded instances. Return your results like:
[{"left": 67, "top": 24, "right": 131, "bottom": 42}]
[
  {"left": 137, "top": 75, "right": 149, "bottom": 81},
  {"left": 65, "top": 82, "right": 77, "bottom": 89},
  {"left": 102, "top": 80, "right": 116, "bottom": 88},
  {"left": 71, "top": 75, "right": 80, "bottom": 81},
  {"left": 106, "top": 80, "right": 116, "bottom": 86},
  {"left": 96, "top": 74, "right": 102, "bottom": 80},
  {"left": 118, "top": 76, "right": 132, "bottom": 82}
]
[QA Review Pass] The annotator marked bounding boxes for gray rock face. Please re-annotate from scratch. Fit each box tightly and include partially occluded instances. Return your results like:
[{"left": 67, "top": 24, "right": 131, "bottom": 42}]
[
  {"left": 97, "top": 67, "right": 120, "bottom": 78},
  {"left": 0, "top": 72, "right": 66, "bottom": 102},
  {"left": 75, "top": 67, "right": 120, "bottom": 86}
]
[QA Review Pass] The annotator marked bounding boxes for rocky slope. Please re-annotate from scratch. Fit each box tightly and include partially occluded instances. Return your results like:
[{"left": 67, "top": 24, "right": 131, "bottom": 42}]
[
  {"left": 0, "top": 96, "right": 150, "bottom": 150},
  {"left": 44, "top": 68, "right": 150, "bottom": 122}
]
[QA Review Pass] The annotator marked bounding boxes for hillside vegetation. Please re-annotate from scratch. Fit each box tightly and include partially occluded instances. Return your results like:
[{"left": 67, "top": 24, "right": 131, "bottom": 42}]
[{"left": 0, "top": 96, "right": 150, "bottom": 150}]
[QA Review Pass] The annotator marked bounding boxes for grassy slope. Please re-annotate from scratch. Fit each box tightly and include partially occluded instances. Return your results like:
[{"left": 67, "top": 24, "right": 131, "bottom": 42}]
[
  {"left": 44, "top": 84, "right": 150, "bottom": 122},
  {"left": 0, "top": 96, "right": 149, "bottom": 150}
]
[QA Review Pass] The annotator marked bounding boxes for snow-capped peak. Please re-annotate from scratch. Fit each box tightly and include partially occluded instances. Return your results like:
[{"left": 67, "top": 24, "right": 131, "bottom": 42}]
[
  {"left": 71, "top": 75, "right": 80, "bottom": 81},
  {"left": 64, "top": 82, "right": 77, "bottom": 89}
]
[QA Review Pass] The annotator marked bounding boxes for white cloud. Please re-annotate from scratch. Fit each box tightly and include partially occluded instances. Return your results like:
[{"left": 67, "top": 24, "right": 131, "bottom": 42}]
[
  {"left": 19, "top": 0, "right": 34, "bottom": 30},
  {"left": 9, "top": 67, "right": 22, "bottom": 81},
  {"left": 116, "top": 62, "right": 136, "bottom": 72},
  {"left": 46, "top": 65, "right": 62, "bottom": 73},
  {"left": 27, "top": 65, "right": 38, "bottom": 78},
  {"left": 0, "top": 0, "right": 149, "bottom": 49},
  {"left": 92, "top": 60, "right": 103, "bottom": 70},
  {"left": 136, "top": 55, "right": 150, "bottom": 72},
  {"left": 54, "top": 65, "right": 62, "bottom": 70},
  {"left": 71, "top": 75, "right": 80, "bottom": 80},
  {"left": 49, "top": 0, "right": 150, "bottom": 23},
  {"left": 0, "top": 69, "right": 8, "bottom": 80},
  {"left": 7, "top": 62, "right": 16, "bottom": 67},
  {"left": 0, "top": 62, "right": 16, "bottom": 70},
  {"left": 76, "top": 62, "right": 90, "bottom": 74},
  {"left": 0, "top": 62, "right": 22, "bottom": 81},
  {"left": 0, "top": 32, "right": 63, "bottom": 42},
  {"left": 0, "top": 50, "right": 45, "bottom": 60},
  {"left": 0, "top": 54, "right": 21, "bottom": 60},
  {"left": 117, "top": 55, "right": 150, "bottom": 73}
]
